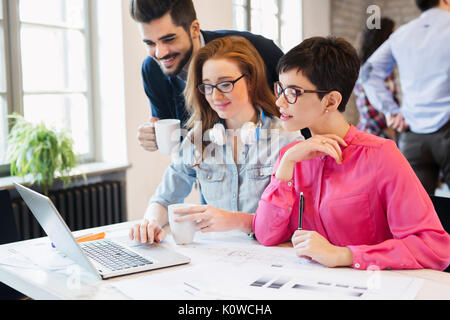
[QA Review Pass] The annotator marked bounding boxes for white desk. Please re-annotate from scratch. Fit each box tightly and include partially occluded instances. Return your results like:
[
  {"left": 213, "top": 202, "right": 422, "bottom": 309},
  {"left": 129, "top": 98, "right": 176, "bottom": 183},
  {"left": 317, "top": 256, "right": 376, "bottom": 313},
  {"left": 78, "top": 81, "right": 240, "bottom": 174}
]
[{"left": 1, "top": 221, "right": 449, "bottom": 300}]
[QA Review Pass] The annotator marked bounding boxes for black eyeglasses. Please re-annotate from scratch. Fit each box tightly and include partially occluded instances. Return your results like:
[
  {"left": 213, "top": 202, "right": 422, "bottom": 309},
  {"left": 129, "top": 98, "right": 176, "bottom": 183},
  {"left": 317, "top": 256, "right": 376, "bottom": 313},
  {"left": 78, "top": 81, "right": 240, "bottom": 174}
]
[
  {"left": 197, "top": 74, "right": 246, "bottom": 95},
  {"left": 274, "top": 81, "right": 330, "bottom": 104}
]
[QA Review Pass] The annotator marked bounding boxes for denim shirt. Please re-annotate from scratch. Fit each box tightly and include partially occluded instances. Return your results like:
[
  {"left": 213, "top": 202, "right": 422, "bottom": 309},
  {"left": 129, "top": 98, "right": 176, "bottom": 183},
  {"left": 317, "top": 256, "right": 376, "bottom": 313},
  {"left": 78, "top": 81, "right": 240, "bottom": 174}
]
[{"left": 149, "top": 116, "right": 303, "bottom": 214}]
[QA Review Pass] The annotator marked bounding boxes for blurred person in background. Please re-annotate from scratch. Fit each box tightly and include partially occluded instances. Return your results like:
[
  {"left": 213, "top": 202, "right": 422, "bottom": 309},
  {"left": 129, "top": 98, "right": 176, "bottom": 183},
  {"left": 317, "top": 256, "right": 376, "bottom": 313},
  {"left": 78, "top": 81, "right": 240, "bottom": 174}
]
[
  {"left": 361, "top": 0, "right": 450, "bottom": 194},
  {"left": 354, "top": 17, "right": 399, "bottom": 141}
]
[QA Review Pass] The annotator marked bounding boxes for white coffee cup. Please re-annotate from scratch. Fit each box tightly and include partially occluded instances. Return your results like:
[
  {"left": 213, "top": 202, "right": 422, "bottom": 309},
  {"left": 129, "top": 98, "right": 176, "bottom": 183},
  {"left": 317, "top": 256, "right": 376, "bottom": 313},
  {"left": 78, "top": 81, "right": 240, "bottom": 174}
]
[
  {"left": 154, "top": 119, "right": 181, "bottom": 155},
  {"left": 168, "top": 203, "right": 198, "bottom": 245}
]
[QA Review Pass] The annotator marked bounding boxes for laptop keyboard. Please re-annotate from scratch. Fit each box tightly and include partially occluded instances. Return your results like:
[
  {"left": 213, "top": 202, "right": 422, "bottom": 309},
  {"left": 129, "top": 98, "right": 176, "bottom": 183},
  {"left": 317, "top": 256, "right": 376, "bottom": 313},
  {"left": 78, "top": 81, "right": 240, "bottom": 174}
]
[{"left": 80, "top": 240, "right": 153, "bottom": 272}]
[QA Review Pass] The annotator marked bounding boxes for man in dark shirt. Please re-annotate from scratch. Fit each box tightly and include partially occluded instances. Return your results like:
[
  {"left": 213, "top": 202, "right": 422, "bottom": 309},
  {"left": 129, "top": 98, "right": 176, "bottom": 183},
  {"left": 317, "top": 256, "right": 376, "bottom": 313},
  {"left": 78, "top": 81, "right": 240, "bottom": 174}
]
[{"left": 129, "top": 0, "right": 287, "bottom": 152}]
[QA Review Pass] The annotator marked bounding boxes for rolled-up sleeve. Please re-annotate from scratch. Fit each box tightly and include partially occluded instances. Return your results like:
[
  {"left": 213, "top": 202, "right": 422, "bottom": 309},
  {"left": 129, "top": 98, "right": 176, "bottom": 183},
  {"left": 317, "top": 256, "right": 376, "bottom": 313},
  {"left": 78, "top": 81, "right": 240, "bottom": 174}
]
[
  {"left": 361, "top": 38, "right": 400, "bottom": 117},
  {"left": 149, "top": 162, "right": 197, "bottom": 209}
]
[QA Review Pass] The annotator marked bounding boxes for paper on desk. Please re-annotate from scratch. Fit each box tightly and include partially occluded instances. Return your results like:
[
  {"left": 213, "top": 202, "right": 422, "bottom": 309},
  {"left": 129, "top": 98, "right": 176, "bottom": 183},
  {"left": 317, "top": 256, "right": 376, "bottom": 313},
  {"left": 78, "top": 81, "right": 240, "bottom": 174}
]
[
  {"left": 0, "top": 248, "right": 35, "bottom": 270},
  {"left": 159, "top": 232, "right": 323, "bottom": 269},
  {"left": 112, "top": 263, "right": 423, "bottom": 300},
  {"left": 105, "top": 227, "right": 322, "bottom": 268},
  {"left": 11, "top": 240, "right": 77, "bottom": 271},
  {"left": 112, "top": 264, "right": 248, "bottom": 300}
]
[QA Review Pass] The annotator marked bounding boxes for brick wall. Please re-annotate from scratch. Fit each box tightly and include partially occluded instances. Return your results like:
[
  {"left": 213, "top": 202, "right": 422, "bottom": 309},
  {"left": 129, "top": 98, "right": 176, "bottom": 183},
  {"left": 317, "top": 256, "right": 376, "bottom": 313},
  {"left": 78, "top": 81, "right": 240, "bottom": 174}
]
[{"left": 329, "top": 0, "right": 421, "bottom": 125}]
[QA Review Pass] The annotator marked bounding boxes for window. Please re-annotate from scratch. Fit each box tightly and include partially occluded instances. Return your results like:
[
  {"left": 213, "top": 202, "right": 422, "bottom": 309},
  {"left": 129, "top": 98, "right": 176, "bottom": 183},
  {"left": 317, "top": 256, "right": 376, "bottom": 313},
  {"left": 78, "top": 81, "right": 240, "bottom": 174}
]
[
  {"left": 232, "top": 0, "right": 302, "bottom": 52},
  {"left": 0, "top": 0, "right": 8, "bottom": 165},
  {"left": 0, "top": 0, "right": 94, "bottom": 172}
]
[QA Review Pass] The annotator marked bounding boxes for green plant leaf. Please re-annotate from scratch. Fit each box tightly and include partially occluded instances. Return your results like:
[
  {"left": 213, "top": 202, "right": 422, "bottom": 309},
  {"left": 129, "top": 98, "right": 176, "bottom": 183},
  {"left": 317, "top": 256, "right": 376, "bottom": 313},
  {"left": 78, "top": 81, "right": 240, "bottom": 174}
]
[{"left": 7, "top": 114, "right": 79, "bottom": 194}]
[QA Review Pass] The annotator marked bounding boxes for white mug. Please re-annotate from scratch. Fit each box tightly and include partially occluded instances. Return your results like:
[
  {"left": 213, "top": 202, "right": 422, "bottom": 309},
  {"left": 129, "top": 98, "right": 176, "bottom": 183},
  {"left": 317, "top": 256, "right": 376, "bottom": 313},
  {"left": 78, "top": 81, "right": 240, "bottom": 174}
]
[
  {"left": 168, "top": 203, "right": 198, "bottom": 245},
  {"left": 154, "top": 119, "right": 181, "bottom": 155}
]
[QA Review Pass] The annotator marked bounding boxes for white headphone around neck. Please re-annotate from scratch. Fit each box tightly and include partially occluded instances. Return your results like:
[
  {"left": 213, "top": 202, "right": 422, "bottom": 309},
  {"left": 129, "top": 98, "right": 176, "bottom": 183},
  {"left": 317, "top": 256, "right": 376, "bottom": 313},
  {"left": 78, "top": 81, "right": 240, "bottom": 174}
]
[{"left": 209, "top": 110, "right": 266, "bottom": 146}]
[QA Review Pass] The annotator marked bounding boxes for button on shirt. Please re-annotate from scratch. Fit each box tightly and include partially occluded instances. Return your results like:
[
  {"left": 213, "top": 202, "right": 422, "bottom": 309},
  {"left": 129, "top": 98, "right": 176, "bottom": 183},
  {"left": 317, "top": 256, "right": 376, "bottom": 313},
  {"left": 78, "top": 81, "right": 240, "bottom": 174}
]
[
  {"left": 150, "top": 116, "right": 302, "bottom": 214},
  {"left": 361, "top": 8, "right": 450, "bottom": 134},
  {"left": 253, "top": 125, "right": 450, "bottom": 270}
]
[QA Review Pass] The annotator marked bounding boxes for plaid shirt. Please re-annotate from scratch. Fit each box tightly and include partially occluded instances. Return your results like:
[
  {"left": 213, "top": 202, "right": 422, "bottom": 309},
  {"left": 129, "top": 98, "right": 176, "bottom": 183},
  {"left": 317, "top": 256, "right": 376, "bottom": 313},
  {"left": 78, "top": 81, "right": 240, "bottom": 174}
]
[{"left": 354, "top": 73, "right": 399, "bottom": 138}]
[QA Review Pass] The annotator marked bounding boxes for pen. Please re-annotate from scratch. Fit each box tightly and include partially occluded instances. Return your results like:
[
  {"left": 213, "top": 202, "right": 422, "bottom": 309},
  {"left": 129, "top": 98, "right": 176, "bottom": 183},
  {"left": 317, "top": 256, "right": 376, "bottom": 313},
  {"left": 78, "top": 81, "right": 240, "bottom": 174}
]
[
  {"left": 298, "top": 192, "right": 304, "bottom": 230},
  {"left": 51, "top": 232, "right": 106, "bottom": 248}
]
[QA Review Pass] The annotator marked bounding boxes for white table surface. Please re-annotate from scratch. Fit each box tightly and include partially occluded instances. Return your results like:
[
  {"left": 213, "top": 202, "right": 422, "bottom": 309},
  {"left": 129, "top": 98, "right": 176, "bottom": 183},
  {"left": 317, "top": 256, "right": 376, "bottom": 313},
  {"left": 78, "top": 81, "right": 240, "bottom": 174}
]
[{"left": 1, "top": 221, "right": 449, "bottom": 300}]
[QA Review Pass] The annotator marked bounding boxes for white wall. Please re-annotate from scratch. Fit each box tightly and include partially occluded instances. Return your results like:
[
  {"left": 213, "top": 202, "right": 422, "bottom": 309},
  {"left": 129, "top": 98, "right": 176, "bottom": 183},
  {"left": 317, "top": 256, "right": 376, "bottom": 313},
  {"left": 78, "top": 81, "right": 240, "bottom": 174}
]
[
  {"left": 302, "top": 0, "right": 331, "bottom": 39},
  {"left": 95, "top": 0, "right": 128, "bottom": 164},
  {"left": 121, "top": 0, "right": 233, "bottom": 222},
  {"left": 194, "top": 0, "right": 233, "bottom": 30}
]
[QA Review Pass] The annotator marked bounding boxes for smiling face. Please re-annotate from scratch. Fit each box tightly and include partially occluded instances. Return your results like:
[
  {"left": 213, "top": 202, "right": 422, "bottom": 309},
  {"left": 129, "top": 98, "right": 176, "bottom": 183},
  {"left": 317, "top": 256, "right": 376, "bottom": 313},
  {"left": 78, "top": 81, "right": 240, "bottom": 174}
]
[
  {"left": 276, "top": 69, "right": 327, "bottom": 132},
  {"left": 201, "top": 58, "right": 255, "bottom": 129},
  {"left": 138, "top": 13, "right": 199, "bottom": 76}
]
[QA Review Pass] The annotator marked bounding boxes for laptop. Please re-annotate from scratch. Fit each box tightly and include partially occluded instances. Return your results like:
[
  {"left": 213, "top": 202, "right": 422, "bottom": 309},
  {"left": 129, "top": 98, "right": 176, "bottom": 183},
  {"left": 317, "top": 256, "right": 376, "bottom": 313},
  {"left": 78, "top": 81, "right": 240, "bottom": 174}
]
[{"left": 14, "top": 182, "right": 190, "bottom": 280}]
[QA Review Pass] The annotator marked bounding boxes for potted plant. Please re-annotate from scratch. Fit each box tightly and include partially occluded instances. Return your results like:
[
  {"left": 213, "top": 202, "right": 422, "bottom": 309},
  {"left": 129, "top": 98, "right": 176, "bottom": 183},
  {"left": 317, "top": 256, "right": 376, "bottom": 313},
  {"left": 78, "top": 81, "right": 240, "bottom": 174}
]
[{"left": 7, "top": 114, "right": 78, "bottom": 194}]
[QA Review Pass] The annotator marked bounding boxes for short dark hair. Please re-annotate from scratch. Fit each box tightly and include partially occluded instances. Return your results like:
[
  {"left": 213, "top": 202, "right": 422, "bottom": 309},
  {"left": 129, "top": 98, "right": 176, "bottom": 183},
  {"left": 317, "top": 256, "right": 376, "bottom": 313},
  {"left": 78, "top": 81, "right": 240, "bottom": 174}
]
[
  {"left": 277, "top": 36, "right": 360, "bottom": 112},
  {"left": 359, "top": 17, "right": 395, "bottom": 65},
  {"left": 415, "top": 0, "right": 440, "bottom": 11},
  {"left": 129, "top": 0, "right": 197, "bottom": 32}
]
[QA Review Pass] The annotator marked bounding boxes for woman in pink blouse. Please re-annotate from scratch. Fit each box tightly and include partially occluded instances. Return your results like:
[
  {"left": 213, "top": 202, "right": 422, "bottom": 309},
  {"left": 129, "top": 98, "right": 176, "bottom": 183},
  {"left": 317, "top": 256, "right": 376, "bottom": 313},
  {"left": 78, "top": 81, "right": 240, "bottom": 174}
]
[{"left": 253, "top": 36, "right": 450, "bottom": 271}]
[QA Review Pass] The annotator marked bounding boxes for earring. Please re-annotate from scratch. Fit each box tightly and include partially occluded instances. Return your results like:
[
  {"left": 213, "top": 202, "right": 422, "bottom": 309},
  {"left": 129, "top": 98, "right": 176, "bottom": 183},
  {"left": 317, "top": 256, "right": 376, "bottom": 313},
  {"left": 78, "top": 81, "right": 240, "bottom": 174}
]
[{"left": 325, "top": 109, "right": 329, "bottom": 113}]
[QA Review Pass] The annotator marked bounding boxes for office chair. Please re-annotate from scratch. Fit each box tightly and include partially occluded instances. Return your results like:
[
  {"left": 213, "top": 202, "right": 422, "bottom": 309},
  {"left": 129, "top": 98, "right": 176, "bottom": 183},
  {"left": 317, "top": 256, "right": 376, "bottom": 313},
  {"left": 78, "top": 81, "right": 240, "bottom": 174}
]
[
  {"left": 430, "top": 195, "right": 450, "bottom": 273},
  {"left": 0, "top": 189, "right": 27, "bottom": 299}
]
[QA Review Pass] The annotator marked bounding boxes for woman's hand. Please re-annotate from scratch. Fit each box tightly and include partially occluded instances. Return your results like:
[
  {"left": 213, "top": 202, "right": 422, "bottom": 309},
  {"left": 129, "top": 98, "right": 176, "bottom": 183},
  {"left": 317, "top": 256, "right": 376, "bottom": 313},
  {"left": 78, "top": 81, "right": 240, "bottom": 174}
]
[
  {"left": 276, "top": 134, "right": 348, "bottom": 181},
  {"left": 291, "top": 230, "right": 353, "bottom": 268},
  {"left": 173, "top": 205, "right": 253, "bottom": 233},
  {"left": 129, "top": 219, "right": 166, "bottom": 244}
]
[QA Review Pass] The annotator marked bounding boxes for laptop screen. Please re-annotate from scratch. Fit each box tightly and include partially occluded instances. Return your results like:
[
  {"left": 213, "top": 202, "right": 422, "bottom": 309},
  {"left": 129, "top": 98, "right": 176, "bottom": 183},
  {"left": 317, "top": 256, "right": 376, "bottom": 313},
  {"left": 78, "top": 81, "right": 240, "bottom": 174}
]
[{"left": 13, "top": 183, "right": 101, "bottom": 280}]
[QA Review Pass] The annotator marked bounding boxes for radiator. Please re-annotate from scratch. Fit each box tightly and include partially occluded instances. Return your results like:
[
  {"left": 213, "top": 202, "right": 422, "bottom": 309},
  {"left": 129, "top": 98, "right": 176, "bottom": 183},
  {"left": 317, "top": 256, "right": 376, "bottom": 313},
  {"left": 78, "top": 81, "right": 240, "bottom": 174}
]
[{"left": 11, "top": 181, "right": 127, "bottom": 241}]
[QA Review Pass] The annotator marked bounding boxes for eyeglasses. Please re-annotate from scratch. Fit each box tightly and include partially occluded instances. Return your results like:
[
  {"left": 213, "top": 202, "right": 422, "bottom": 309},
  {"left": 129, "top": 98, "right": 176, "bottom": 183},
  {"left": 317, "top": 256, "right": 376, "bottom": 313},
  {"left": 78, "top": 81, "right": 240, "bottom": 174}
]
[
  {"left": 197, "top": 74, "right": 246, "bottom": 95},
  {"left": 274, "top": 81, "right": 330, "bottom": 104}
]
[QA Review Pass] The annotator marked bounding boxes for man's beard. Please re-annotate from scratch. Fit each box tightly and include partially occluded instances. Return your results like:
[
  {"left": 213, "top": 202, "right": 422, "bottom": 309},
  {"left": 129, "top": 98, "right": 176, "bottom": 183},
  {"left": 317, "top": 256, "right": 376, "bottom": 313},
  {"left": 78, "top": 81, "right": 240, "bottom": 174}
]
[{"left": 160, "top": 38, "right": 194, "bottom": 77}]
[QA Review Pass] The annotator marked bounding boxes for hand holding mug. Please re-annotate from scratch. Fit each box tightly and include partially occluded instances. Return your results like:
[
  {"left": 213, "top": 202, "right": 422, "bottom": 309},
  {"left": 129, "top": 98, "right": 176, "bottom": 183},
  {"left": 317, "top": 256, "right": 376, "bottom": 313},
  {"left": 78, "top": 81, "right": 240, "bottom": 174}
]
[
  {"left": 154, "top": 119, "right": 181, "bottom": 155},
  {"left": 173, "top": 205, "right": 239, "bottom": 233},
  {"left": 137, "top": 117, "right": 159, "bottom": 152}
]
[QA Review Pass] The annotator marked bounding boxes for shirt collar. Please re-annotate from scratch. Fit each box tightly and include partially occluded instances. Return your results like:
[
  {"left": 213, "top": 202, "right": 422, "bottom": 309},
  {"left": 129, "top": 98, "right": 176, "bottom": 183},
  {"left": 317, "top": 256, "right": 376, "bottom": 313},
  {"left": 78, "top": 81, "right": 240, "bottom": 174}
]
[{"left": 343, "top": 124, "right": 358, "bottom": 146}]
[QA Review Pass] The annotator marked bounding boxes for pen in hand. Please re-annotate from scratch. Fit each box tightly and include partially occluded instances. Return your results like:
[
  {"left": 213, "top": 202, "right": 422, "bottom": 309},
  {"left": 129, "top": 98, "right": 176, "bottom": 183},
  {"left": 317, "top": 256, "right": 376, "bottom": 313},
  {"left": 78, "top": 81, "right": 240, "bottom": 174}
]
[{"left": 298, "top": 192, "right": 304, "bottom": 230}]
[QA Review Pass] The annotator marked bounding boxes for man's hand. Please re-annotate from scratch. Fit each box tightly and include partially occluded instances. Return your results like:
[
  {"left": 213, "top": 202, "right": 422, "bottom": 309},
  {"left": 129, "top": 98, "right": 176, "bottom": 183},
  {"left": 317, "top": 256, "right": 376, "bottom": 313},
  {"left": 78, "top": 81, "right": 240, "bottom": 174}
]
[
  {"left": 387, "top": 113, "right": 408, "bottom": 133},
  {"left": 137, "top": 117, "right": 159, "bottom": 152}
]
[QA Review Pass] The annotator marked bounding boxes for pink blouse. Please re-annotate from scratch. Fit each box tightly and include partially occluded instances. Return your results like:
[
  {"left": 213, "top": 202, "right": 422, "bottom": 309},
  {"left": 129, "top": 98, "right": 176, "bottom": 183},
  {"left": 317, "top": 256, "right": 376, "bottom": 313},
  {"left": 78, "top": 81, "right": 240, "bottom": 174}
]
[{"left": 253, "top": 125, "right": 450, "bottom": 270}]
